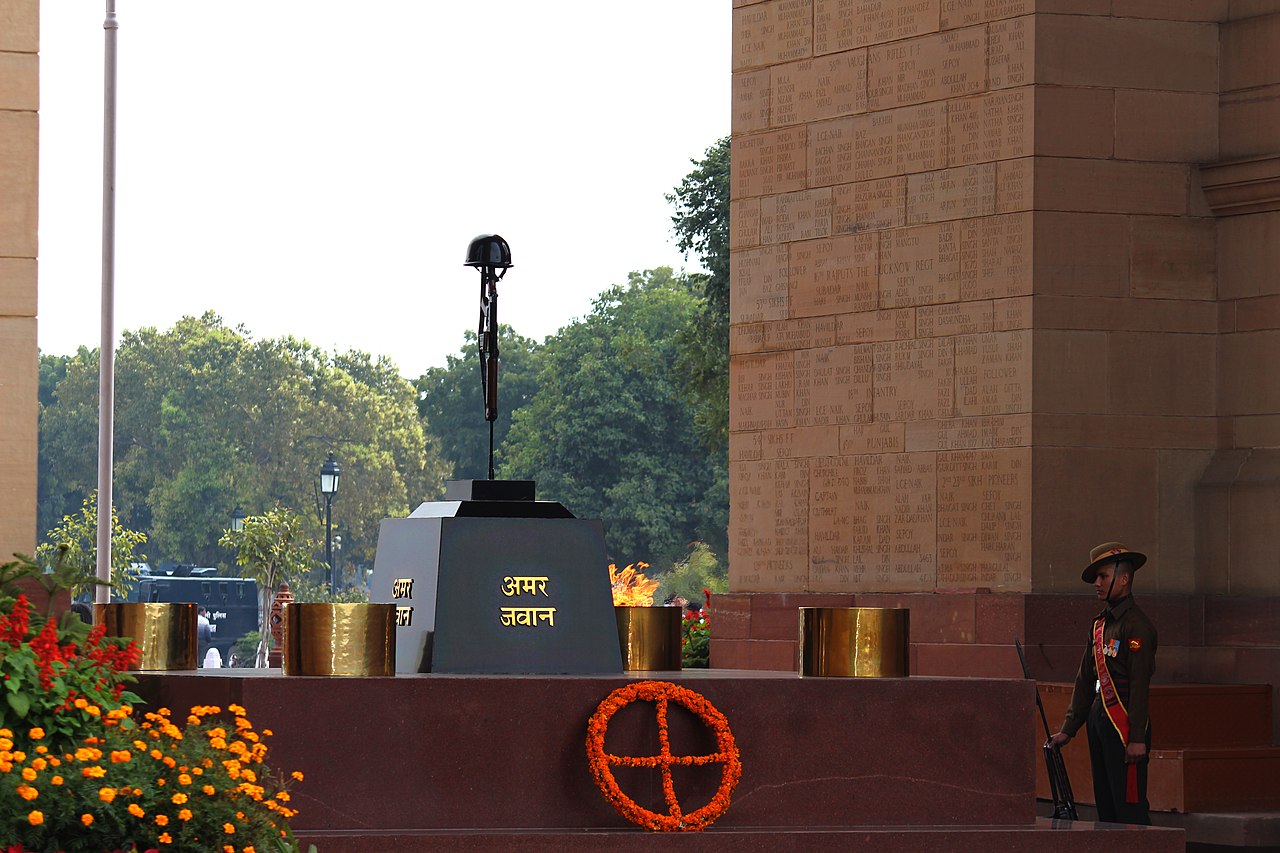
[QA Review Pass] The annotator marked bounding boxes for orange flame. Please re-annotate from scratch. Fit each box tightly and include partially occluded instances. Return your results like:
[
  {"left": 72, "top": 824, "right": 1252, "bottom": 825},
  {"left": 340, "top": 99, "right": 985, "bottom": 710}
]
[{"left": 609, "top": 562, "right": 659, "bottom": 607}]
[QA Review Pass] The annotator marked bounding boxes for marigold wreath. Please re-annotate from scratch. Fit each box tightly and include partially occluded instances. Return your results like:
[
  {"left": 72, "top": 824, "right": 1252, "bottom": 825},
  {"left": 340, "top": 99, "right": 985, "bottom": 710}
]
[{"left": 585, "top": 680, "right": 742, "bottom": 831}]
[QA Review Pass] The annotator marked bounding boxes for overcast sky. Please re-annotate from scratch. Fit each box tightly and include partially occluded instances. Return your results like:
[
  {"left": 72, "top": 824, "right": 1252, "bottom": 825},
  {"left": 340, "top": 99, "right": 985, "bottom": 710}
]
[{"left": 38, "top": 2, "right": 730, "bottom": 377}]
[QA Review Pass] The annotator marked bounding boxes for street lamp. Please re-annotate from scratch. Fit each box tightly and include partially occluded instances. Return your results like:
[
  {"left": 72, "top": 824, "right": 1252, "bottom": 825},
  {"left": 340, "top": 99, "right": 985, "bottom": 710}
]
[
  {"left": 319, "top": 452, "right": 340, "bottom": 594},
  {"left": 230, "top": 506, "right": 246, "bottom": 533}
]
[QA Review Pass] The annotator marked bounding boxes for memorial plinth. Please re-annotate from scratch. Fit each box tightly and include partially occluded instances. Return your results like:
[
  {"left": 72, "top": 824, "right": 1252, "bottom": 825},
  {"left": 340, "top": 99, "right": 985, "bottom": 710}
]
[
  {"left": 370, "top": 482, "right": 622, "bottom": 674},
  {"left": 131, "top": 670, "right": 1181, "bottom": 852}
]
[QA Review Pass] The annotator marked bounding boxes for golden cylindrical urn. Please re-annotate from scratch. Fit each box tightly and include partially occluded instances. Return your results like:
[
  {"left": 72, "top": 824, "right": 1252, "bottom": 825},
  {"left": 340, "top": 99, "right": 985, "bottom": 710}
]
[
  {"left": 94, "top": 602, "right": 198, "bottom": 671},
  {"left": 282, "top": 603, "right": 396, "bottom": 677},
  {"left": 798, "top": 607, "right": 910, "bottom": 677},
  {"left": 615, "top": 606, "right": 683, "bottom": 672}
]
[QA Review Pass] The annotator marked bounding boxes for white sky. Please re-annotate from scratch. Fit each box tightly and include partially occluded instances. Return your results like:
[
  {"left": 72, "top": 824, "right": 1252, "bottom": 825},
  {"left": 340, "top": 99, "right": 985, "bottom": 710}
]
[{"left": 38, "top": 2, "right": 730, "bottom": 377}]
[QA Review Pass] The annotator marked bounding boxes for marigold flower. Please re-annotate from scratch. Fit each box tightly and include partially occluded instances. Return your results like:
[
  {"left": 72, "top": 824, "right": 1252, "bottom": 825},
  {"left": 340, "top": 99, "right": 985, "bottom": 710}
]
[
  {"left": 30, "top": 758, "right": 46, "bottom": 771},
  {"left": 82, "top": 765, "right": 107, "bottom": 778},
  {"left": 85, "top": 705, "right": 101, "bottom": 717},
  {"left": 34, "top": 745, "right": 46, "bottom": 755},
  {"left": 111, "top": 750, "right": 132, "bottom": 763},
  {"left": 27, "top": 727, "right": 44, "bottom": 740},
  {"left": 228, "top": 703, "right": 246, "bottom": 715},
  {"left": 178, "top": 808, "right": 192, "bottom": 821},
  {"left": 202, "top": 784, "right": 216, "bottom": 795},
  {"left": 27, "top": 810, "right": 42, "bottom": 826},
  {"left": 128, "top": 803, "right": 145, "bottom": 818},
  {"left": 291, "top": 770, "right": 304, "bottom": 781},
  {"left": 150, "top": 749, "right": 163, "bottom": 760},
  {"left": 20, "top": 767, "right": 36, "bottom": 781},
  {"left": 171, "top": 792, "right": 188, "bottom": 805},
  {"left": 99, "top": 787, "right": 116, "bottom": 803},
  {"left": 177, "top": 773, "right": 192, "bottom": 785},
  {"left": 0, "top": 738, "right": 12, "bottom": 751},
  {"left": 133, "top": 740, "right": 147, "bottom": 751},
  {"left": 17, "top": 784, "right": 37, "bottom": 800},
  {"left": 74, "top": 698, "right": 88, "bottom": 709},
  {"left": 0, "top": 728, "right": 12, "bottom": 738},
  {"left": 158, "top": 832, "right": 172, "bottom": 844},
  {"left": 50, "top": 775, "right": 63, "bottom": 786},
  {"left": 81, "top": 813, "right": 94, "bottom": 826},
  {"left": 223, "top": 822, "right": 236, "bottom": 834},
  {"left": 156, "top": 813, "right": 169, "bottom": 826}
]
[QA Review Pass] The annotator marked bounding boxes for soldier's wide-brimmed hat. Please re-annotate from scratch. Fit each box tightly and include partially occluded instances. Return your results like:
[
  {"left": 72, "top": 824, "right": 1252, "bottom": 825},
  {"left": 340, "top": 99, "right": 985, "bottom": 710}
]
[{"left": 1082, "top": 542, "right": 1147, "bottom": 583}]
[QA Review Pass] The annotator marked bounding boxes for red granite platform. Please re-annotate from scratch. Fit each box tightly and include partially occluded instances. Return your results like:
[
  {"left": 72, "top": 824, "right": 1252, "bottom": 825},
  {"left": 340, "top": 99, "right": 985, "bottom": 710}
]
[{"left": 132, "top": 670, "right": 1183, "bottom": 852}]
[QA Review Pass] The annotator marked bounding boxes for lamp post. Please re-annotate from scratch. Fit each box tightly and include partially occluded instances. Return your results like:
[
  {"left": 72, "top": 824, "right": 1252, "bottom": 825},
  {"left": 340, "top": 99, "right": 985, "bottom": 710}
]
[
  {"left": 230, "top": 506, "right": 246, "bottom": 533},
  {"left": 319, "top": 452, "right": 340, "bottom": 594}
]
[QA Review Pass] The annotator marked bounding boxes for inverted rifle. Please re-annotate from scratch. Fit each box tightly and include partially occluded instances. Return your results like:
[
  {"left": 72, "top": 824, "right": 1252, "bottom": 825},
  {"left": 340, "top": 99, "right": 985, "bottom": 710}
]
[{"left": 1015, "top": 638, "right": 1078, "bottom": 821}]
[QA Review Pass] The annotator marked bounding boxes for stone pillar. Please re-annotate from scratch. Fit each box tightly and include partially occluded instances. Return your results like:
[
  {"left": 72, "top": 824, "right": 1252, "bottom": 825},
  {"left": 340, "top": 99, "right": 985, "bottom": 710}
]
[
  {"left": 0, "top": 0, "right": 39, "bottom": 559},
  {"left": 724, "top": 2, "right": 1280, "bottom": 704}
]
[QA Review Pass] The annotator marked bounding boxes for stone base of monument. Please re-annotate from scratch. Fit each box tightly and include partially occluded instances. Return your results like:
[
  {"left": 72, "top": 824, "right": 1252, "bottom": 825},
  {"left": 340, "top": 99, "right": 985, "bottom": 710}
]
[{"left": 133, "top": 670, "right": 1182, "bottom": 852}]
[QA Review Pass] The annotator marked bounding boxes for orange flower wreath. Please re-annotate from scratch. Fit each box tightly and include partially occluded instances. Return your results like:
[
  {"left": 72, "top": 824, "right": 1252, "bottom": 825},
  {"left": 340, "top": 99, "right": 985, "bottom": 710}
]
[{"left": 585, "top": 680, "right": 742, "bottom": 831}]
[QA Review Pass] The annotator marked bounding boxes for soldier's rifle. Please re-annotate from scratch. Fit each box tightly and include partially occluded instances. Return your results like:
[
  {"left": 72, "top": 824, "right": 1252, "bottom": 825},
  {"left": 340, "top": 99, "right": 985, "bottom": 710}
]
[{"left": 1015, "top": 638, "right": 1079, "bottom": 821}]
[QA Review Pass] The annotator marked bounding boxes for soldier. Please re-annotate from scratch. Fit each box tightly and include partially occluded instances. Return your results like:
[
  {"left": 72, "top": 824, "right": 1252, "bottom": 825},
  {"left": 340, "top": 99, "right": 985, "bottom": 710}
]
[{"left": 1049, "top": 543, "right": 1158, "bottom": 825}]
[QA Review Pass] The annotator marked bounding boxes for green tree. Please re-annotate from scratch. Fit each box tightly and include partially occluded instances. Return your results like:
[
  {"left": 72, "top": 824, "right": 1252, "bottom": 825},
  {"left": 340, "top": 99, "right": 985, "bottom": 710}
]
[
  {"left": 218, "top": 506, "right": 315, "bottom": 667},
  {"left": 37, "top": 313, "right": 449, "bottom": 575},
  {"left": 414, "top": 326, "right": 543, "bottom": 480},
  {"left": 37, "top": 349, "right": 98, "bottom": 536},
  {"left": 34, "top": 491, "right": 148, "bottom": 598},
  {"left": 501, "top": 268, "right": 728, "bottom": 568},
  {"left": 667, "top": 137, "right": 730, "bottom": 451}
]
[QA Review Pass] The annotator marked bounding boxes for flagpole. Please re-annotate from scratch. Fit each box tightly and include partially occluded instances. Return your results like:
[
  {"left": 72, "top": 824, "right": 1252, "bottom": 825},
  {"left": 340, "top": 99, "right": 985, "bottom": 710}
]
[{"left": 95, "top": 0, "right": 118, "bottom": 605}]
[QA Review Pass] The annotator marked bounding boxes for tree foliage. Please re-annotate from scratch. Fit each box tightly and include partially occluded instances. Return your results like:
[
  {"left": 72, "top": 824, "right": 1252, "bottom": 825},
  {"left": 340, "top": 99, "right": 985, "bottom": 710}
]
[
  {"left": 218, "top": 505, "right": 315, "bottom": 667},
  {"left": 500, "top": 268, "right": 728, "bottom": 568},
  {"left": 667, "top": 137, "right": 730, "bottom": 451},
  {"left": 37, "top": 313, "right": 448, "bottom": 575},
  {"left": 34, "top": 491, "right": 148, "bottom": 598},
  {"left": 413, "top": 326, "right": 543, "bottom": 480}
]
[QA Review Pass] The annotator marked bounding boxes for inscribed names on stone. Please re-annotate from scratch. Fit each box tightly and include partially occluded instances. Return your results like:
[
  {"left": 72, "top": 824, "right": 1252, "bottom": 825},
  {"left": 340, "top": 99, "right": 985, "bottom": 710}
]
[
  {"left": 809, "top": 453, "right": 937, "bottom": 592},
  {"left": 988, "top": 16, "right": 1033, "bottom": 90},
  {"left": 832, "top": 176, "right": 906, "bottom": 234},
  {"left": 867, "top": 26, "right": 987, "bottom": 112},
  {"left": 731, "top": 198, "right": 761, "bottom": 250},
  {"left": 996, "top": 158, "right": 1033, "bottom": 213},
  {"left": 946, "top": 88, "right": 1032, "bottom": 166},
  {"left": 730, "top": 458, "right": 810, "bottom": 591},
  {"left": 953, "top": 329, "right": 1030, "bottom": 416},
  {"left": 772, "top": 52, "right": 868, "bottom": 126},
  {"left": 958, "top": 213, "right": 1032, "bottom": 301},
  {"left": 732, "top": 0, "right": 814, "bottom": 71},
  {"left": 840, "top": 421, "right": 906, "bottom": 454},
  {"left": 731, "top": 244, "right": 789, "bottom": 324},
  {"left": 916, "top": 300, "right": 993, "bottom": 338},
  {"left": 731, "top": 128, "right": 808, "bottom": 199},
  {"left": 732, "top": 351, "right": 796, "bottom": 431},
  {"left": 904, "top": 413, "right": 1031, "bottom": 452},
  {"left": 808, "top": 102, "right": 944, "bottom": 187},
  {"left": 873, "top": 337, "right": 956, "bottom": 422},
  {"left": 761, "top": 426, "right": 840, "bottom": 459},
  {"left": 730, "top": 323, "right": 767, "bottom": 355},
  {"left": 993, "top": 295, "right": 1031, "bottom": 330},
  {"left": 940, "top": 0, "right": 1032, "bottom": 29},
  {"left": 906, "top": 163, "right": 997, "bottom": 225},
  {"left": 761, "top": 188, "right": 833, "bottom": 244},
  {"left": 732, "top": 69, "right": 772, "bottom": 134},
  {"left": 879, "top": 221, "right": 962, "bottom": 308},
  {"left": 764, "top": 316, "right": 838, "bottom": 352},
  {"left": 790, "top": 232, "right": 879, "bottom": 317},
  {"left": 935, "top": 447, "right": 1030, "bottom": 589},
  {"left": 795, "top": 344, "right": 875, "bottom": 426},
  {"left": 835, "top": 308, "right": 916, "bottom": 344},
  {"left": 815, "top": 0, "right": 941, "bottom": 55}
]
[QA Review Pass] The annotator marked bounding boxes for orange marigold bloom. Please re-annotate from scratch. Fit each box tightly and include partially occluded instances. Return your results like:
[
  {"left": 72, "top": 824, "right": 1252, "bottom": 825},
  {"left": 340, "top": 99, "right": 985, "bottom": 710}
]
[
  {"left": 291, "top": 770, "right": 304, "bottom": 781},
  {"left": 0, "top": 737, "right": 13, "bottom": 751},
  {"left": 177, "top": 808, "right": 192, "bottom": 821},
  {"left": 50, "top": 775, "right": 63, "bottom": 786},
  {"left": 81, "top": 813, "right": 94, "bottom": 826},
  {"left": 82, "top": 765, "right": 107, "bottom": 778},
  {"left": 73, "top": 698, "right": 88, "bottom": 710},
  {"left": 223, "top": 822, "right": 236, "bottom": 834},
  {"left": 0, "top": 728, "right": 12, "bottom": 737},
  {"left": 150, "top": 749, "right": 163, "bottom": 760},
  {"left": 156, "top": 814, "right": 169, "bottom": 826},
  {"left": 171, "top": 792, "right": 188, "bottom": 805},
  {"left": 30, "top": 758, "right": 46, "bottom": 771},
  {"left": 163, "top": 756, "right": 177, "bottom": 768},
  {"left": 110, "top": 750, "right": 132, "bottom": 763},
  {"left": 17, "top": 784, "right": 37, "bottom": 800},
  {"left": 99, "top": 787, "right": 116, "bottom": 803},
  {"left": 133, "top": 740, "right": 147, "bottom": 751},
  {"left": 202, "top": 784, "right": 216, "bottom": 795},
  {"left": 27, "top": 727, "right": 44, "bottom": 740},
  {"left": 262, "top": 729, "right": 273, "bottom": 737},
  {"left": 85, "top": 705, "right": 101, "bottom": 717},
  {"left": 20, "top": 767, "right": 36, "bottom": 781},
  {"left": 127, "top": 803, "right": 145, "bottom": 818},
  {"left": 228, "top": 703, "right": 246, "bottom": 715},
  {"left": 158, "top": 832, "right": 172, "bottom": 844},
  {"left": 178, "top": 773, "right": 192, "bottom": 785},
  {"left": 27, "top": 810, "right": 42, "bottom": 826},
  {"left": 34, "top": 746, "right": 47, "bottom": 755}
]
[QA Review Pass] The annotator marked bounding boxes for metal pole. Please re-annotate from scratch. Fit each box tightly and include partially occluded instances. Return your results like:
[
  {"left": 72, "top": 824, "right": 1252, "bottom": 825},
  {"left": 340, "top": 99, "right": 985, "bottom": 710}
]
[
  {"left": 95, "top": 0, "right": 119, "bottom": 605},
  {"left": 324, "top": 494, "right": 334, "bottom": 594}
]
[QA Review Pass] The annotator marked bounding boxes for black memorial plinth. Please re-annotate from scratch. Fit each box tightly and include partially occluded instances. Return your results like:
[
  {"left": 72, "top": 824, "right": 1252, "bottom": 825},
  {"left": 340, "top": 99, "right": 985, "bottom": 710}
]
[{"left": 370, "top": 481, "right": 622, "bottom": 674}]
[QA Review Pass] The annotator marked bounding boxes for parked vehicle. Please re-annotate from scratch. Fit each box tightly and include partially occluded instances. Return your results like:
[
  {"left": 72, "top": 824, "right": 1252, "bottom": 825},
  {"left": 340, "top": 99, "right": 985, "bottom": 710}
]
[{"left": 132, "top": 576, "right": 259, "bottom": 661}]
